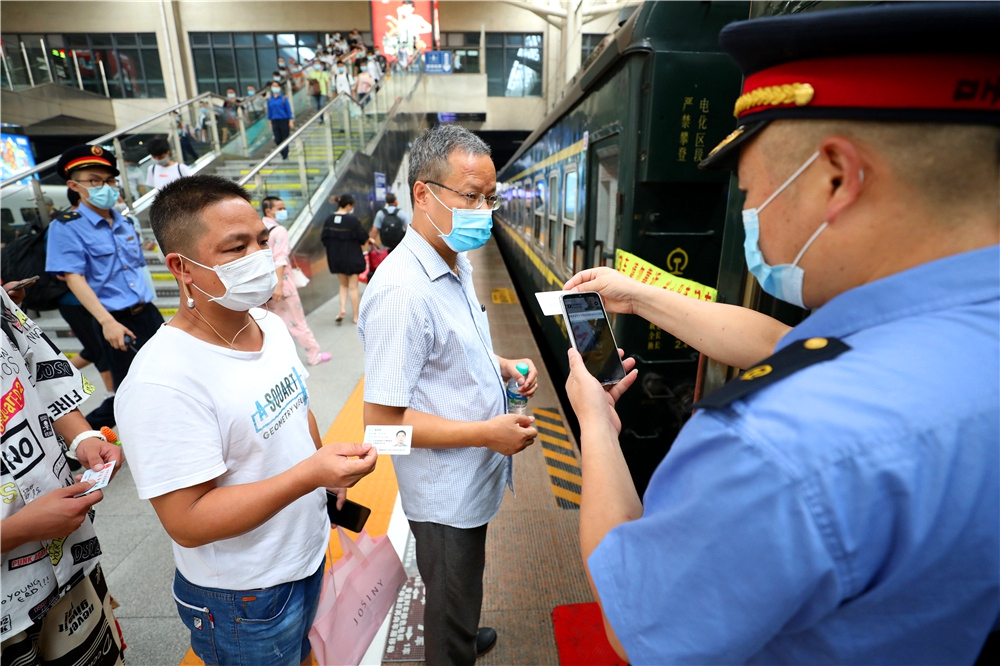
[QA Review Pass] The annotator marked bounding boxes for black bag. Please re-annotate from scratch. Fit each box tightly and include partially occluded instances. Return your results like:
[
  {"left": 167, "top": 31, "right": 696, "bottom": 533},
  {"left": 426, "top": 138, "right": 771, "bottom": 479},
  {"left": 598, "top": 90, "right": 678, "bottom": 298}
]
[
  {"left": 0, "top": 223, "right": 69, "bottom": 312},
  {"left": 379, "top": 207, "right": 405, "bottom": 249}
]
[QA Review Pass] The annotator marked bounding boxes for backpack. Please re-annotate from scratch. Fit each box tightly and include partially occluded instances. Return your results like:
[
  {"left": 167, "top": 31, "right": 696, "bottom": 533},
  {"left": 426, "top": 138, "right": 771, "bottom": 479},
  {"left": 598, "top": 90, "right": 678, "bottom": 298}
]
[
  {"left": 308, "top": 77, "right": 321, "bottom": 96},
  {"left": 379, "top": 207, "right": 405, "bottom": 249},
  {"left": 0, "top": 221, "right": 69, "bottom": 312}
]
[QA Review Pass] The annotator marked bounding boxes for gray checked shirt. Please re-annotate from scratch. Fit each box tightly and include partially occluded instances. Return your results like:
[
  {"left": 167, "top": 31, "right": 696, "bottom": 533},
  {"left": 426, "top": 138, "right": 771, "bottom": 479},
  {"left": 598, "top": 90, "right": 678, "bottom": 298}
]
[{"left": 357, "top": 230, "right": 513, "bottom": 528}]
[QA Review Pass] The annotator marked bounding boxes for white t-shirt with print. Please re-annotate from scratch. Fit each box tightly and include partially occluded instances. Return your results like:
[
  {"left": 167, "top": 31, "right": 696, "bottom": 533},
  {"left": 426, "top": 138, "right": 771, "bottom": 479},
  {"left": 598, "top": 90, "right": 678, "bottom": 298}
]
[
  {"left": 145, "top": 162, "right": 192, "bottom": 191},
  {"left": 114, "top": 310, "right": 328, "bottom": 590}
]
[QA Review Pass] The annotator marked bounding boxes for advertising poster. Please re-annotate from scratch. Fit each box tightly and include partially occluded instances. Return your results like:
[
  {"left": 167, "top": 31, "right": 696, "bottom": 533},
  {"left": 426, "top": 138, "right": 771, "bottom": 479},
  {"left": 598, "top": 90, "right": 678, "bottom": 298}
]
[
  {"left": 1, "top": 134, "right": 36, "bottom": 186},
  {"left": 374, "top": 171, "right": 387, "bottom": 202},
  {"left": 370, "top": 0, "right": 435, "bottom": 62}
]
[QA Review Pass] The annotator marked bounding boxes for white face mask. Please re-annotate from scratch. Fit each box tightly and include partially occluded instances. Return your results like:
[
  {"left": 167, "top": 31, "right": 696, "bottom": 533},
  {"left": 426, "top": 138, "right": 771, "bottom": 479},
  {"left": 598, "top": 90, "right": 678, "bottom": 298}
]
[{"left": 181, "top": 250, "right": 277, "bottom": 312}]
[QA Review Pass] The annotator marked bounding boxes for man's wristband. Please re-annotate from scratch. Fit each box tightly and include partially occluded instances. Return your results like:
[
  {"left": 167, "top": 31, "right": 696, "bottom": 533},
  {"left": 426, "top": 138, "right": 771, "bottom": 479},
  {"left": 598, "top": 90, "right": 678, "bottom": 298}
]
[{"left": 66, "top": 430, "right": 107, "bottom": 460}]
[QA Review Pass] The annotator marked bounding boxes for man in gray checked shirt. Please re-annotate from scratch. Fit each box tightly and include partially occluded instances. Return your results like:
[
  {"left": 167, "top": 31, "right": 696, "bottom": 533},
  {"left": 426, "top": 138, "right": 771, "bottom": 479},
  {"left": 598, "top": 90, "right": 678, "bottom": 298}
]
[{"left": 358, "top": 125, "right": 539, "bottom": 665}]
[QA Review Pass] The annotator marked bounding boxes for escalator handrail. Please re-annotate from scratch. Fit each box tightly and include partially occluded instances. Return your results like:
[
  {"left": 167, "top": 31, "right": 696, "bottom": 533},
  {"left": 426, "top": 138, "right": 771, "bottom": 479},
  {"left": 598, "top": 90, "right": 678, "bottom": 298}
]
[
  {"left": 236, "top": 61, "right": 423, "bottom": 188},
  {"left": 2, "top": 91, "right": 236, "bottom": 189}
]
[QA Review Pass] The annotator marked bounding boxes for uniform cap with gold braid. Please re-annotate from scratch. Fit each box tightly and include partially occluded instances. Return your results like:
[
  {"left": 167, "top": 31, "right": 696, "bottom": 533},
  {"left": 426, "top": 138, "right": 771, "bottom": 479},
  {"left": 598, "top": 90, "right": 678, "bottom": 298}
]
[
  {"left": 699, "top": 2, "right": 1000, "bottom": 170},
  {"left": 56, "top": 144, "right": 120, "bottom": 180}
]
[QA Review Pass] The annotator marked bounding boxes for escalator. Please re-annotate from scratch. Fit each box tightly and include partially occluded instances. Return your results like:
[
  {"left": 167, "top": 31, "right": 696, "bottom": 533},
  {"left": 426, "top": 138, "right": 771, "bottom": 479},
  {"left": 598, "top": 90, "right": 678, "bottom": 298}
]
[{"left": 0, "top": 62, "right": 427, "bottom": 354}]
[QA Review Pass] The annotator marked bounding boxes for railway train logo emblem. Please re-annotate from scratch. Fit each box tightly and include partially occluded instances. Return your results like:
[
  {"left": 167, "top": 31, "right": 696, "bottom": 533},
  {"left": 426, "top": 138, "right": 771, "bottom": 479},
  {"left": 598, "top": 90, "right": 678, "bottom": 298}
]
[{"left": 666, "top": 248, "right": 688, "bottom": 275}]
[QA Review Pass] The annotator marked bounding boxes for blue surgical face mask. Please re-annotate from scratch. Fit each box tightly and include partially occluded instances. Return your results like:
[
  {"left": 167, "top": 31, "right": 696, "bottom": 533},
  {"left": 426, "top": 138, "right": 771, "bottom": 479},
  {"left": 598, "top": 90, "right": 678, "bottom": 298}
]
[
  {"left": 85, "top": 183, "right": 120, "bottom": 210},
  {"left": 274, "top": 208, "right": 288, "bottom": 222},
  {"left": 426, "top": 187, "right": 493, "bottom": 253},
  {"left": 742, "top": 151, "right": 827, "bottom": 308}
]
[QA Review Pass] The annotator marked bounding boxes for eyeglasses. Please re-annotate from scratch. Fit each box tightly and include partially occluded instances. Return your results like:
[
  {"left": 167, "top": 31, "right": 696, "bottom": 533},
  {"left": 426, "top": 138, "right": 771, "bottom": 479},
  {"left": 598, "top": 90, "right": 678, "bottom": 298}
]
[
  {"left": 425, "top": 181, "right": 501, "bottom": 211},
  {"left": 73, "top": 176, "right": 118, "bottom": 188}
]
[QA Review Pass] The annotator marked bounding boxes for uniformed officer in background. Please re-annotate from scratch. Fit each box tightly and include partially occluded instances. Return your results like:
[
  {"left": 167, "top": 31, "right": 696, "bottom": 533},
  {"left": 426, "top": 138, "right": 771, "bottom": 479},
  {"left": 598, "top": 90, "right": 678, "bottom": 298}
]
[
  {"left": 564, "top": 3, "right": 999, "bottom": 663},
  {"left": 46, "top": 145, "right": 164, "bottom": 427}
]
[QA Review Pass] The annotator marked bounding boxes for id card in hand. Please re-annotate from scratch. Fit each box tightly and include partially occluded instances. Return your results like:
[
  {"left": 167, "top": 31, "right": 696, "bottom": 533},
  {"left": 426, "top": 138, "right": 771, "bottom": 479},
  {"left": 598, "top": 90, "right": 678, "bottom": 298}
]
[
  {"left": 75, "top": 460, "right": 115, "bottom": 497},
  {"left": 364, "top": 425, "right": 412, "bottom": 455}
]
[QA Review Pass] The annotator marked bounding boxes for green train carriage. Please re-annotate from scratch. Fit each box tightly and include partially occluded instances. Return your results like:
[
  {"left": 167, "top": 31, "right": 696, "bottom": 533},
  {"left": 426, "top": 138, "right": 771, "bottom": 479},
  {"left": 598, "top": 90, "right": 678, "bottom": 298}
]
[{"left": 494, "top": 0, "right": 751, "bottom": 495}]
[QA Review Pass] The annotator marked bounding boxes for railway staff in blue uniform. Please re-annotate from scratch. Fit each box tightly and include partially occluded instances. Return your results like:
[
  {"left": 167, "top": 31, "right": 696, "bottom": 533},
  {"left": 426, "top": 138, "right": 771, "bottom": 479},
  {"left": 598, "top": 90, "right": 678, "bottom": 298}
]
[
  {"left": 359, "top": 125, "right": 539, "bottom": 665},
  {"left": 565, "top": 3, "right": 999, "bottom": 663},
  {"left": 46, "top": 145, "right": 165, "bottom": 424}
]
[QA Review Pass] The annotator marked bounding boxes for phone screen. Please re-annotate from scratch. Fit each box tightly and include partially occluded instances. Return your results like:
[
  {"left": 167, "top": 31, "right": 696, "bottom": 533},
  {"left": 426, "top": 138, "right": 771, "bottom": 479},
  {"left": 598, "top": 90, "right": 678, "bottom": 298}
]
[
  {"left": 562, "top": 292, "right": 626, "bottom": 385},
  {"left": 325, "top": 492, "right": 371, "bottom": 532}
]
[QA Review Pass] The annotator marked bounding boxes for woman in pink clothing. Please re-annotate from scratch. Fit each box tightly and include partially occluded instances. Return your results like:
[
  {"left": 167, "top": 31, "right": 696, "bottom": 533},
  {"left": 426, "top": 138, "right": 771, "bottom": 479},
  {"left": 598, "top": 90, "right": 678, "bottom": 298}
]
[{"left": 261, "top": 196, "right": 331, "bottom": 365}]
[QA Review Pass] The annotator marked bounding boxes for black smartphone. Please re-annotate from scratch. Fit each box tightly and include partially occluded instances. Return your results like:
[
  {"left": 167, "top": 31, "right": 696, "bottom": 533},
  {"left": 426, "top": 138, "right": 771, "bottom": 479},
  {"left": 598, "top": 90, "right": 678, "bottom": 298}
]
[
  {"left": 560, "top": 291, "right": 627, "bottom": 386},
  {"left": 6, "top": 275, "right": 39, "bottom": 292},
  {"left": 325, "top": 492, "right": 371, "bottom": 532}
]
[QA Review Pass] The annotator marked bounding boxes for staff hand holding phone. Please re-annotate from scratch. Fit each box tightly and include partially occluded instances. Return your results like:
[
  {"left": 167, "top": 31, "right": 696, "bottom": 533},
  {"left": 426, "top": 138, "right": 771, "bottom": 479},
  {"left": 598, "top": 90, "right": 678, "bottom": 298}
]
[{"left": 565, "top": 347, "right": 637, "bottom": 439}]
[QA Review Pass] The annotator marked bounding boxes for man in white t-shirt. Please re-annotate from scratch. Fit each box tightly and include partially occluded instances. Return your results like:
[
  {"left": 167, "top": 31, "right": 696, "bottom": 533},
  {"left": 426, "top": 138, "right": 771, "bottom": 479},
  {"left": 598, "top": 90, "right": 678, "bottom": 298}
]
[
  {"left": 144, "top": 138, "right": 192, "bottom": 191},
  {"left": 115, "top": 174, "right": 377, "bottom": 666}
]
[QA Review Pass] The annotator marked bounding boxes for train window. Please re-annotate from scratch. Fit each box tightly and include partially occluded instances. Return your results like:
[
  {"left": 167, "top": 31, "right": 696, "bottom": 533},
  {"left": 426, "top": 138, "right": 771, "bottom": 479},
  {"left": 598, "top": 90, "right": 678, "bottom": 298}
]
[
  {"left": 563, "top": 168, "right": 578, "bottom": 272},
  {"left": 533, "top": 178, "right": 545, "bottom": 244},
  {"left": 547, "top": 173, "right": 559, "bottom": 257}
]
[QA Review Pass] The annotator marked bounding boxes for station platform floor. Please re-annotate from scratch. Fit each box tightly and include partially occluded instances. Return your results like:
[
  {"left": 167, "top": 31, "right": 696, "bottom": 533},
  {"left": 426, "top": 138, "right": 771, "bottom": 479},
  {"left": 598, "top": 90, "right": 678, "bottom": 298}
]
[{"left": 85, "top": 237, "right": 595, "bottom": 665}]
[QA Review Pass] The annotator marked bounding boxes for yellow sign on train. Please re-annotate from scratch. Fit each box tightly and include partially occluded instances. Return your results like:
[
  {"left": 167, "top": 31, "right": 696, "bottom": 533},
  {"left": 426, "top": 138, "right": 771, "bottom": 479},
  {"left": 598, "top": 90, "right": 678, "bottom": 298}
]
[{"left": 615, "top": 249, "right": 718, "bottom": 302}]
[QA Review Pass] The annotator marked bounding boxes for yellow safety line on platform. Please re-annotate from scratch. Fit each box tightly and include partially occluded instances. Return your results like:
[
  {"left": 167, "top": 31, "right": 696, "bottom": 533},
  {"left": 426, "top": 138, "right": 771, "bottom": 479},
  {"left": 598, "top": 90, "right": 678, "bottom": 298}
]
[
  {"left": 180, "top": 377, "right": 399, "bottom": 666},
  {"left": 532, "top": 408, "right": 563, "bottom": 421},
  {"left": 539, "top": 432, "right": 573, "bottom": 449},
  {"left": 547, "top": 464, "right": 583, "bottom": 485},
  {"left": 536, "top": 419, "right": 568, "bottom": 436},
  {"left": 533, "top": 407, "right": 582, "bottom": 510},
  {"left": 551, "top": 484, "right": 582, "bottom": 505},
  {"left": 542, "top": 447, "right": 578, "bottom": 468}
]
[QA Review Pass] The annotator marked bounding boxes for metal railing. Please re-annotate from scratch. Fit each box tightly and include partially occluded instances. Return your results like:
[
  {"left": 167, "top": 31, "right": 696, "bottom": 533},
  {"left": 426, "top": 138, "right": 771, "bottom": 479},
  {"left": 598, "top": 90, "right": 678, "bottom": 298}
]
[
  {"left": 236, "top": 61, "right": 423, "bottom": 238},
  {"left": 0, "top": 83, "right": 307, "bottom": 226}
]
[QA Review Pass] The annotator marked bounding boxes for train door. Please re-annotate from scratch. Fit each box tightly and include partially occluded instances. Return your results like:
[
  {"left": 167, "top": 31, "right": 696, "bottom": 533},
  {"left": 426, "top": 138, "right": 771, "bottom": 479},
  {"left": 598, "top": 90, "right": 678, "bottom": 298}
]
[
  {"left": 561, "top": 167, "right": 578, "bottom": 275},
  {"left": 582, "top": 135, "right": 621, "bottom": 269},
  {"left": 533, "top": 177, "right": 547, "bottom": 248},
  {"left": 547, "top": 171, "right": 559, "bottom": 259}
]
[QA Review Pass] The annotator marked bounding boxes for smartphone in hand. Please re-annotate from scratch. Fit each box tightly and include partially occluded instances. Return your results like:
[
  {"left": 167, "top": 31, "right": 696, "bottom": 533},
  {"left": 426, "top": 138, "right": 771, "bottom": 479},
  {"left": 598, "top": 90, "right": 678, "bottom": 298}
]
[
  {"left": 325, "top": 492, "right": 371, "bottom": 532},
  {"left": 560, "top": 291, "right": 627, "bottom": 386},
  {"left": 5, "top": 275, "right": 39, "bottom": 292}
]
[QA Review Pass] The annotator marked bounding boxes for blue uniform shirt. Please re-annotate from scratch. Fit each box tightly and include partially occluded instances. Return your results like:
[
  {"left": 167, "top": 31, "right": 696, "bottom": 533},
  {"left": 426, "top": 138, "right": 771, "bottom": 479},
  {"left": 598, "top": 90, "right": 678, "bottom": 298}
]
[
  {"left": 45, "top": 204, "right": 154, "bottom": 311},
  {"left": 589, "top": 245, "right": 1000, "bottom": 664}
]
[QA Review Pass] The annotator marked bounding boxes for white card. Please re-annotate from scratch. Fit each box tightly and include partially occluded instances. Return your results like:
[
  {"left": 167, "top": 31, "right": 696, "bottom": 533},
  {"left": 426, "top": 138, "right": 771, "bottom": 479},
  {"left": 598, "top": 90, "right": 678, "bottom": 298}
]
[
  {"left": 75, "top": 460, "right": 115, "bottom": 497},
  {"left": 364, "top": 425, "right": 413, "bottom": 455},
  {"left": 535, "top": 290, "right": 572, "bottom": 316}
]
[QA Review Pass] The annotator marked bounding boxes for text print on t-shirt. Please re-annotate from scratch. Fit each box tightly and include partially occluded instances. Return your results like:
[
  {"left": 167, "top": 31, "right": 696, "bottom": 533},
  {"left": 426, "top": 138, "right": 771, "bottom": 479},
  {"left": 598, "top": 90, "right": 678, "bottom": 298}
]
[{"left": 251, "top": 368, "right": 308, "bottom": 438}]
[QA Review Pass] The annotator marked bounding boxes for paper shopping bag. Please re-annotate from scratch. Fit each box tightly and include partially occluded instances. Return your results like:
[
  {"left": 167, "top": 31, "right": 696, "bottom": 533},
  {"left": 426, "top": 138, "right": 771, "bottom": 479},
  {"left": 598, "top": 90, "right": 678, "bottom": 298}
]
[{"left": 309, "top": 527, "right": 407, "bottom": 666}]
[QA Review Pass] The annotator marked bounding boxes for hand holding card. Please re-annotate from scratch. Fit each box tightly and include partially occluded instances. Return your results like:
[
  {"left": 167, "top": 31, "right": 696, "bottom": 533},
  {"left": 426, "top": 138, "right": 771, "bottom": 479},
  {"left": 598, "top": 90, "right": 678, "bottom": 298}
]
[
  {"left": 74, "top": 460, "right": 116, "bottom": 497},
  {"left": 364, "top": 425, "right": 412, "bottom": 455}
]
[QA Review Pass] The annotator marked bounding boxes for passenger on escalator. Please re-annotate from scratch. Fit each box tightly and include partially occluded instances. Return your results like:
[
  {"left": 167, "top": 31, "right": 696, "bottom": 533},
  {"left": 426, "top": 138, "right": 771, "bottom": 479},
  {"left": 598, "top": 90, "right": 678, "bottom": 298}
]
[
  {"left": 307, "top": 62, "right": 330, "bottom": 120},
  {"left": 266, "top": 82, "right": 294, "bottom": 160},
  {"left": 333, "top": 61, "right": 353, "bottom": 100},
  {"left": 354, "top": 64, "right": 375, "bottom": 105},
  {"left": 565, "top": 4, "right": 999, "bottom": 664},
  {"left": 145, "top": 138, "right": 191, "bottom": 192},
  {"left": 320, "top": 194, "right": 367, "bottom": 324}
]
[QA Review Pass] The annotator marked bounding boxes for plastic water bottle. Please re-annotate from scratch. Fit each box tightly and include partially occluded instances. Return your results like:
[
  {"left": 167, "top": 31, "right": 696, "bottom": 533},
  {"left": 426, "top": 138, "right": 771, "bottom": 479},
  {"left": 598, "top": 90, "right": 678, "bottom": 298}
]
[{"left": 506, "top": 362, "right": 530, "bottom": 415}]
